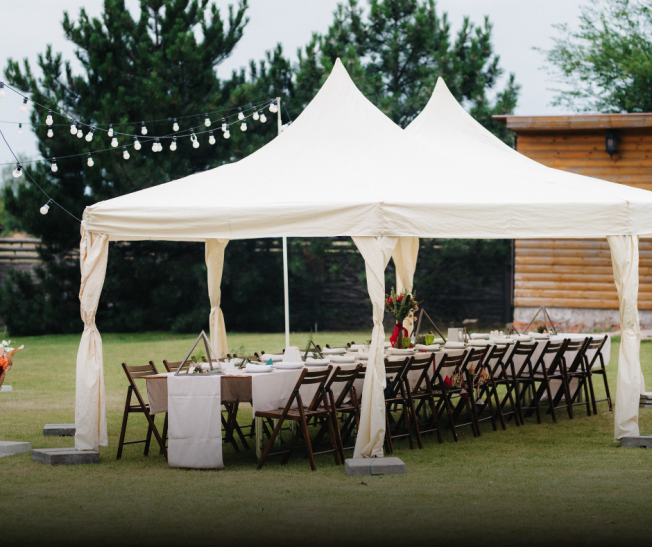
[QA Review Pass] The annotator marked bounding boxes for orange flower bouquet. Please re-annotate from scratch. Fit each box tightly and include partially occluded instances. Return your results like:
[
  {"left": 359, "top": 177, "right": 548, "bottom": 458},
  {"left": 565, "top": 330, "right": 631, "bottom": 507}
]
[{"left": 0, "top": 341, "right": 24, "bottom": 389}]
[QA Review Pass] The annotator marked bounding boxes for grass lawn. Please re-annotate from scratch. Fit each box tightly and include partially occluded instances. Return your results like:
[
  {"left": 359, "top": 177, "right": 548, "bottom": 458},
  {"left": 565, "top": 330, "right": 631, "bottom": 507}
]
[{"left": 1, "top": 331, "right": 651, "bottom": 545}]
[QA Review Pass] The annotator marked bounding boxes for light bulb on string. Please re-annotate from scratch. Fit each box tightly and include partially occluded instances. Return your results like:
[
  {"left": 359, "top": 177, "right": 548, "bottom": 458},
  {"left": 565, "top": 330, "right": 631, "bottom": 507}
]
[
  {"left": 223, "top": 129, "right": 230, "bottom": 139},
  {"left": 204, "top": 114, "right": 211, "bottom": 127},
  {"left": 47, "top": 128, "right": 53, "bottom": 138},
  {"left": 221, "top": 118, "right": 227, "bottom": 132},
  {"left": 87, "top": 154, "right": 94, "bottom": 167},
  {"left": 173, "top": 118, "right": 179, "bottom": 132},
  {"left": 170, "top": 137, "right": 177, "bottom": 151},
  {"left": 240, "top": 122, "right": 247, "bottom": 132},
  {"left": 209, "top": 131, "right": 215, "bottom": 145},
  {"left": 141, "top": 122, "right": 147, "bottom": 135},
  {"left": 77, "top": 129, "right": 84, "bottom": 139},
  {"left": 0, "top": 82, "right": 5, "bottom": 98},
  {"left": 238, "top": 108, "right": 244, "bottom": 120},
  {"left": 40, "top": 200, "right": 50, "bottom": 215},
  {"left": 134, "top": 137, "right": 141, "bottom": 151},
  {"left": 45, "top": 110, "right": 53, "bottom": 126},
  {"left": 70, "top": 121, "right": 77, "bottom": 135},
  {"left": 12, "top": 164, "right": 22, "bottom": 178},
  {"left": 50, "top": 159, "right": 58, "bottom": 172},
  {"left": 191, "top": 134, "right": 199, "bottom": 149},
  {"left": 269, "top": 100, "right": 278, "bottom": 113},
  {"left": 122, "top": 147, "right": 130, "bottom": 160},
  {"left": 111, "top": 137, "right": 118, "bottom": 147},
  {"left": 19, "top": 97, "right": 28, "bottom": 113},
  {"left": 18, "top": 123, "right": 23, "bottom": 135},
  {"left": 108, "top": 124, "right": 114, "bottom": 137},
  {"left": 260, "top": 113, "right": 267, "bottom": 123},
  {"left": 253, "top": 111, "right": 259, "bottom": 121},
  {"left": 85, "top": 127, "right": 94, "bottom": 142},
  {"left": 152, "top": 138, "right": 160, "bottom": 152}
]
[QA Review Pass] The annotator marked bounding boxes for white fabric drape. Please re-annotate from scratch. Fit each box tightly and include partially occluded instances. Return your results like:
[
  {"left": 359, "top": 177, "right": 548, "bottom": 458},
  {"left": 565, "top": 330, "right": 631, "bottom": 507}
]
[
  {"left": 608, "top": 235, "right": 645, "bottom": 440},
  {"left": 75, "top": 227, "right": 109, "bottom": 452},
  {"left": 206, "top": 238, "right": 229, "bottom": 358},
  {"left": 392, "top": 236, "right": 419, "bottom": 334},
  {"left": 352, "top": 236, "right": 398, "bottom": 458}
]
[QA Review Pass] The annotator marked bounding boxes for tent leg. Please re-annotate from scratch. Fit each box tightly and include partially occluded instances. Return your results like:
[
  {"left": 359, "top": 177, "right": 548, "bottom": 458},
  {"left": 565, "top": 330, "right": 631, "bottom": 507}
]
[{"left": 283, "top": 236, "right": 290, "bottom": 349}]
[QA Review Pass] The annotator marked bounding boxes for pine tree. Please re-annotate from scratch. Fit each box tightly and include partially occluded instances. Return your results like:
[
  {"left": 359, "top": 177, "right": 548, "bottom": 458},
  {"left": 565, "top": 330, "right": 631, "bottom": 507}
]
[
  {"left": 293, "top": 0, "right": 519, "bottom": 142},
  {"left": 1, "top": 0, "right": 255, "bottom": 334}
]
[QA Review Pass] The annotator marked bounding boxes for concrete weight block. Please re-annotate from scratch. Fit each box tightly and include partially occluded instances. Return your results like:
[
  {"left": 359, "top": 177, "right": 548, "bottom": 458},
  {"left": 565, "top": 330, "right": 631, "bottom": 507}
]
[
  {"left": 43, "top": 424, "right": 75, "bottom": 436},
  {"left": 345, "top": 457, "right": 406, "bottom": 476},
  {"left": 621, "top": 436, "right": 652, "bottom": 448},
  {"left": 32, "top": 448, "right": 99, "bottom": 465},
  {"left": 0, "top": 441, "right": 32, "bottom": 458}
]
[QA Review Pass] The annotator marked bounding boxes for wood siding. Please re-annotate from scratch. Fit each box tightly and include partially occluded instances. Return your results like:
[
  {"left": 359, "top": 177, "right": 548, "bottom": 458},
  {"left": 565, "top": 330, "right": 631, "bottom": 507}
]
[{"left": 513, "top": 126, "right": 652, "bottom": 310}]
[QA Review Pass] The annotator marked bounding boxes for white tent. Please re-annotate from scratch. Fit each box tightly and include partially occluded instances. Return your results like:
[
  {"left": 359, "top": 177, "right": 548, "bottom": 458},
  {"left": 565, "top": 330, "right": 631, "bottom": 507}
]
[
  {"left": 77, "top": 59, "right": 651, "bottom": 454},
  {"left": 404, "top": 78, "right": 648, "bottom": 442}
]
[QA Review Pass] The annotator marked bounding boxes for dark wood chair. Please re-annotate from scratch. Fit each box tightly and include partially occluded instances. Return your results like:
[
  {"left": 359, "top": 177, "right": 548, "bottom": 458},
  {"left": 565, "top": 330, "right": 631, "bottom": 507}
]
[
  {"left": 555, "top": 338, "right": 592, "bottom": 416},
  {"left": 582, "top": 336, "right": 612, "bottom": 413},
  {"left": 522, "top": 339, "right": 573, "bottom": 423},
  {"left": 469, "top": 346, "right": 502, "bottom": 433},
  {"left": 404, "top": 353, "right": 444, "bottom": 446},
  {"left": 494, "top": 341, "right": 538, "bottom": 425},
  {"left": 431, "top": 351, "right": 469, "bottom": 442},
  {"left": 117, "top": 362, "right": 167, "bottom": 460},
  {"left": 163, "top": 359, "right": 190, "bottom": 373},
  {"left": 311, "top": 364, "right": 361, "bottom": 461},
  {"left": 475, "top": 344, "right": 510, "bottom": 430},
  {"left": 452, "top": 348, "right": 489, "bottom": 436},
  {"left": 256, "top": 366, "right": 340, "bottom": 471},
  {"left": 383, "top": 357, "right": 414, "bottom": 454}
]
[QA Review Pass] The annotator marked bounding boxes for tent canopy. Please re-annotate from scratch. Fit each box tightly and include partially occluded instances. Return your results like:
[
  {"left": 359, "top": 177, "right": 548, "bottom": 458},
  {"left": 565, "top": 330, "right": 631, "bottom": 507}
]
[{"left": 82, "top": 60, "right": 652, "bottom": 242}]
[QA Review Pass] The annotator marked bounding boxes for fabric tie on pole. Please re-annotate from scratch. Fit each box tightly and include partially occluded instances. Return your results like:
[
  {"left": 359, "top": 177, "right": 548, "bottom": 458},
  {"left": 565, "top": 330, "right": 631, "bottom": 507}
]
[
  {"left": 608, "top": 235, "right": 645, "bottom": 440},
  {"left": 75, "top": 226, "right": 109, "bottom": 452},
  {"left": 352, "top": 235, "right": 398, "bottom": 458},
  {"left": 206, "top": 238, "right": 229, "bottom": 358},
  {"left": 392, "top": 237, "right": 419, "bottom": 334}
]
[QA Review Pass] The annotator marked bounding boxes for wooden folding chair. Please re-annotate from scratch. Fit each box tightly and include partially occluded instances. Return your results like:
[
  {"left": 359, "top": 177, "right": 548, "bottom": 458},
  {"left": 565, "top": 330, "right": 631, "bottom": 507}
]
[
  {"left": 495, "top": 341, "right": 537, "bottom": 425},
  {"left": 431, "top": 351, "right": 469, "bottom": 442},
  {"left": 256, "top": 366, "right": 340, "bottom": 471},
  {"left": 582, "top": 336, "right": 612, "bottom": 413},
  {"left": 451, "top": 348, "right": 488, "bottom": 436},
  {"left": 475, "top": 344, "right": 510, "bottom": 430},
  {"left": 404, "top": 353, "right": 444, "bottom": 446},
  {"left": 117, "top": 362, "right": 167, "bottom": 460},
  {"left": 469, "top": 346, "right": 502, "bottom": 433},
  {"left": 311, "top": 365, "right": 361, "bottom": 461},
  {"left": 383, "top": 357, "right": 414, "bottom": 454},
  {"left": 522, "top": 339, "right": 573, "bottom": 423},
  {"left": 555, "top": 338, "right": 592, "bottom": 417}
]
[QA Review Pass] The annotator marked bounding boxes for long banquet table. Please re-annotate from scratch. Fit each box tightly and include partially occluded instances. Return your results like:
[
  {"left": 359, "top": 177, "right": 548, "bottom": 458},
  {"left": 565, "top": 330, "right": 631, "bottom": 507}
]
[{"left": 146, "top": 333, "right": 611, "bottom": 468}]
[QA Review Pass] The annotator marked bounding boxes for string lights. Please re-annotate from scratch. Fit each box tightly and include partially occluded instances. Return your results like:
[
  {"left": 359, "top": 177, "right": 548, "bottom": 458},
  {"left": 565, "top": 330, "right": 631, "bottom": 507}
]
[
  {"left": 0, "top": 80, "right": 280, "bottom": 180},
  {"left": 40, "top": 199, "right": 51, "bottom": 215}
]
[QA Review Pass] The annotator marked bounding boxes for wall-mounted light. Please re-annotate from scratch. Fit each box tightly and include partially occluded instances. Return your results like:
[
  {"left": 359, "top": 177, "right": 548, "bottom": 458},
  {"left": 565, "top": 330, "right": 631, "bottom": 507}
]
[{"left": 606, "top": 131, "right": 618, "bottom": 158}]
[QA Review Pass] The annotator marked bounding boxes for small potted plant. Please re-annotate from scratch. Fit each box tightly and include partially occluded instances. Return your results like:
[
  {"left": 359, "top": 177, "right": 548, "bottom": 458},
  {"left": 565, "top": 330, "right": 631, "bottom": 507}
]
[{"left": 384, "top": 288, "right": 418, "bottom": 349}]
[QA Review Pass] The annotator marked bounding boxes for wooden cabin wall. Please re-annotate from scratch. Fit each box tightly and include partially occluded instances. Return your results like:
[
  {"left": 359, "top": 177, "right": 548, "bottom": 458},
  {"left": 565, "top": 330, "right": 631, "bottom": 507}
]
[{"left": 514, "top": 127, "right": 652, "bottom": 312}]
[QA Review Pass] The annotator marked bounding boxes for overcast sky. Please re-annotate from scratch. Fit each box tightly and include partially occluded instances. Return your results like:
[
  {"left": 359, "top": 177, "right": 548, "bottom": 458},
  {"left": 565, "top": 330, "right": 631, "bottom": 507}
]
[{"left": 0, "top": 0, "right": 585, "bottom": 164}]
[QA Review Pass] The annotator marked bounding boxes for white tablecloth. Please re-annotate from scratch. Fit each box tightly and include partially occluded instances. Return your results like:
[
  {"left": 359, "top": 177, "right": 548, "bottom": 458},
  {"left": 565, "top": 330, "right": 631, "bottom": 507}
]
[{"left": 167, "top": 375, "right": 223, "bottom": 469}]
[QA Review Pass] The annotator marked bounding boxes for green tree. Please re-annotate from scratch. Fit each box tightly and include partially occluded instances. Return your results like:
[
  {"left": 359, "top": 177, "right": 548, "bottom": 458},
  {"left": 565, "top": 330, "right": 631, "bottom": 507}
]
[
  {"left": 0, "top": 0, "right": 268, "bottom": 335},
  {"left": 545, "top": 0, "right": 652, "bottom": 112},
  {"left": 293, "top": 0, "right": 519, "bottom": 142}
]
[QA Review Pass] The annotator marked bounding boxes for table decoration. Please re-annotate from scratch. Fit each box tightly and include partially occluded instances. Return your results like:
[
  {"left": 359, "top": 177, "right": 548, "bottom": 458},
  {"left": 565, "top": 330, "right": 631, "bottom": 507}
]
[
  {"left": 0, "top": 341, "right": 24, "bottom": 390},
  {"left": 302, "top": 331, "right": 324, "bottom": 360},
  {"left": 385, "top": 288, "right": 418, "bottom": 349},
  {"left": 173, "top": 331, "right": 223, "bottom": 375}
]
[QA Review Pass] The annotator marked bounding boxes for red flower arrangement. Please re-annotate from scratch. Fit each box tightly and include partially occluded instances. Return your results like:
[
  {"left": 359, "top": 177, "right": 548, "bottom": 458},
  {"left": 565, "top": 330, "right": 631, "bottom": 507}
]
[{"left": 385, "top": 288, "right": 418, "bottom": 348}]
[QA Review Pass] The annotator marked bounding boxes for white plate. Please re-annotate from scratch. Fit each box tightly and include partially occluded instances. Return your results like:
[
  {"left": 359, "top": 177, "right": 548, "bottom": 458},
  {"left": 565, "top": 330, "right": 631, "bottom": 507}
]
[
  {"left": 330, "top": 355, "right": 356, "bottom": 363},
  {"left": 305, "top": 358, "right": 331, "bottom": 366},
  {"left": 246, "top": 364, "right": 274, "bottom": 373},
  {"left": 386, "top": 348, "right": 415, "bottom": 355},
  {"left": 349, "top": 344, "right": 367, "bottom": 350},
  {"left": 259, "top": 354, "right": 284, "bottom": 363},
  {"left": 414, "top": 344, "right": 441, "bottom": 351},
  {"left": 321, "top": 347, "right": 347, "bottom": 355},
  {"left": 355, "top": 354, "right": 369, "bottom": 360},
  {"left": 275, "top": 362, "right": 304, "bottom": 370}
]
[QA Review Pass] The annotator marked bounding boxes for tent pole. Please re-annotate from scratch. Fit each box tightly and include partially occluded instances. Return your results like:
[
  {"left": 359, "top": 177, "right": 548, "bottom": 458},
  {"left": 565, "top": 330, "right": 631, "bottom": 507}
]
[{"left": 277, "top": 96, "right": 290, "bottom": 349}]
